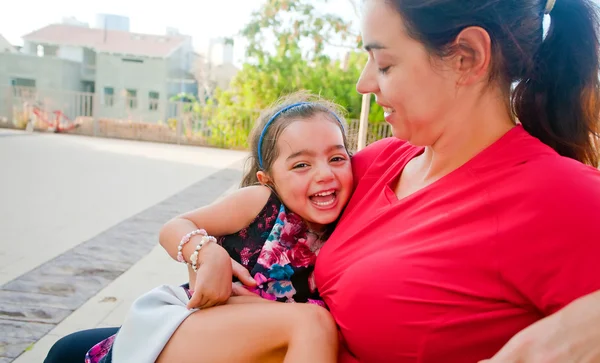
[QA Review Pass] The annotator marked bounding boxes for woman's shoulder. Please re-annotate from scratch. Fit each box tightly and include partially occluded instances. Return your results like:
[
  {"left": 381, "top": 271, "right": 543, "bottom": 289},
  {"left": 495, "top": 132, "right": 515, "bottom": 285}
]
[
  {"left": 352, "top": 137, "right": 420, "bottom": 181},
  {"left": 531, "top": 155, "right": 600, "bottom": 207},
  {"left": 481, "top": 126, "right": 600, "bottom": 210},
  {"left": 353, "top": 137, "right": 411, "bottom": 162},
  {"left": 497, "top": 153, "right": 600, "bottom": 235}
]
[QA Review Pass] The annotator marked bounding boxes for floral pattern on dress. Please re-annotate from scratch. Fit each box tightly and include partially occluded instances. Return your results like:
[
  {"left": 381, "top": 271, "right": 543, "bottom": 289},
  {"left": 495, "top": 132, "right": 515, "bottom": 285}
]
[{"left": 249, "top": 204, "right": 325, "bottom": 303}]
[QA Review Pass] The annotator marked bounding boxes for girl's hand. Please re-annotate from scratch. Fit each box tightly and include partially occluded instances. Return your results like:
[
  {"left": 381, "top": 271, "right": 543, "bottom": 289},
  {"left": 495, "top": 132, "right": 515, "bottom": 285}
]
[
  {"left": 187, "top": 244, "right": 257, "bottom": 309},
  {"left": 187, "top": 243, "right": 233, "bottom": 309}
]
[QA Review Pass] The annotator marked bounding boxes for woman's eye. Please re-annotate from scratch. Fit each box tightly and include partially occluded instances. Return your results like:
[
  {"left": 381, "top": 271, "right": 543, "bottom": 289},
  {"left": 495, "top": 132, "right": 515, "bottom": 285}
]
[{"left": 378, "top": 66, "right": 391, "bottom": 74}]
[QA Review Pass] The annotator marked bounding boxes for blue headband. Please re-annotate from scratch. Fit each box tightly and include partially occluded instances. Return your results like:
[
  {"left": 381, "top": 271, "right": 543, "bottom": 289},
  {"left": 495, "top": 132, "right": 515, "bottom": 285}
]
[{"left": 257, "top": 102, "right": 343, "bottom": 169}]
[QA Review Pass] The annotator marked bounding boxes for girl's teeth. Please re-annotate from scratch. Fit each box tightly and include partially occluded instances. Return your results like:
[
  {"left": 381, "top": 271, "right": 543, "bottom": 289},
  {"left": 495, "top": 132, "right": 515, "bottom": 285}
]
[
  {"left": 313, "top": 199, "right": 335, "bottom": 206},
  {"left": 310, "top": 191, "right": 336, "bottom": 206}
]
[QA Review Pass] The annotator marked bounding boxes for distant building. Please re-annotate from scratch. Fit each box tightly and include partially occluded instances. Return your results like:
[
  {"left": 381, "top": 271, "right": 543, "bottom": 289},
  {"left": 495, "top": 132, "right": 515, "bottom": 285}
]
[
  {"left": 199, "top": 37, "right": 238, "bottom": 96},
  {"left": 191, "top": 51, "right": 239, "bottom": 102},
  {"left": 95, "top": 14, "right": 130, "bottom": 32},
  {"left": 0, "top": 34, "right": 16, "bottom": 53},
  {"left": 0, "top": 22, "right": 196, "bottom": 122},
  {"left": 208, "top": 37, "right": 234, "bottom": 66}
]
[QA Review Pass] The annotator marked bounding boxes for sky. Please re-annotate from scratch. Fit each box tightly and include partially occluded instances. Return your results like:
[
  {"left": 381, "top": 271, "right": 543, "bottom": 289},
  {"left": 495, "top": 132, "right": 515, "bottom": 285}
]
[{"left": 0, "top": 0, "right": 358, "bottom": 64}]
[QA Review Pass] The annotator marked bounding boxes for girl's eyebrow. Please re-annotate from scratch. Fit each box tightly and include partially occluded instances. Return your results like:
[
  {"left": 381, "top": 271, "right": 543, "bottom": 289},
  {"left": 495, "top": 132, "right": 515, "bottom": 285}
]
[{"left": 286, "top": 145, "right": 346, "bottom": 161}]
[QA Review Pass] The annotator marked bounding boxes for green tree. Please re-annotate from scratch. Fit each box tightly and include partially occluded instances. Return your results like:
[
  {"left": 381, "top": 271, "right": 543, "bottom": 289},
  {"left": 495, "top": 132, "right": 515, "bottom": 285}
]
[{"left": 205, "top": 0, "right": 384, "bottom": 148}]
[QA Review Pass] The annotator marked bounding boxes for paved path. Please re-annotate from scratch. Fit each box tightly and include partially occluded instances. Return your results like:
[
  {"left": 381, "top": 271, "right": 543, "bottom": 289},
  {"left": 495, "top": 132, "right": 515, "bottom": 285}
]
[{"left": 0, "top": 129, "right": 247, "bottom": 362}]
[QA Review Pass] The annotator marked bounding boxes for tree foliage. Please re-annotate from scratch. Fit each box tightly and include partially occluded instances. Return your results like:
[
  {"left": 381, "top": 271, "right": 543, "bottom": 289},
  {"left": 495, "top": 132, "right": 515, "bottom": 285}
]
[{"left": 202, "top": 0, "right": 384, "bottom": 148}]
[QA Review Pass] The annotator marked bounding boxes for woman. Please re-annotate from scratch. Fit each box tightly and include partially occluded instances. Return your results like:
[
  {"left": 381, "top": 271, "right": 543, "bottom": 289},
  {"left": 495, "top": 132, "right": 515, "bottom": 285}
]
[{"left": 45, "top": 0, "right": 600, "bottom": 361}]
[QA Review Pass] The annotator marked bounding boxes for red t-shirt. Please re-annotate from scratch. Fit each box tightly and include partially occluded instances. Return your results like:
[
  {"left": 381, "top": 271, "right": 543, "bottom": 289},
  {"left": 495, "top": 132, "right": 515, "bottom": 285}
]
[{"left": 315, "top": 125, "right": 600, "bottom": 362}]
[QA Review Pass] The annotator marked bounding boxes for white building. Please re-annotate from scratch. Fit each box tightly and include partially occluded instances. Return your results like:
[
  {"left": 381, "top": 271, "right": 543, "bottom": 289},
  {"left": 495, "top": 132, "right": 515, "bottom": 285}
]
[
  {"left": 208, "top": 37, "right": 234, "bottom": 66},
  {"left": 95, "top": 14, "right": 130, "bottom": 32}
]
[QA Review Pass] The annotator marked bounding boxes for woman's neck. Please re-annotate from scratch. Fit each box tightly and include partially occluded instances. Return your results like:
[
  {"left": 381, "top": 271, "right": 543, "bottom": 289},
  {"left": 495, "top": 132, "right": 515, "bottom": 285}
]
[{"left": 415, "top": 91, "right": 515, "bottom": 183}]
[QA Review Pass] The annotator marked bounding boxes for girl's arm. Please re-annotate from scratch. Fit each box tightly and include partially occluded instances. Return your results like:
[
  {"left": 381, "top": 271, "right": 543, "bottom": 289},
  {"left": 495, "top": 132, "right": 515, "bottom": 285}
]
[
  {"left": 159, "top": 185, "right": 272, "bottom": 308},
  {"left": 159, "top": 185, "right": 272, "bottom": 264}
]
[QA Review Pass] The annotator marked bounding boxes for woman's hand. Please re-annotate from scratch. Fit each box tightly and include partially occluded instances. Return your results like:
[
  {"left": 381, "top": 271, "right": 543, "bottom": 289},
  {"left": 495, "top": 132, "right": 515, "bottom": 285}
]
[
  {"left": 187, "top": 244, "right": 257, "bottom": 309},
  {"left": 480, "top": 291, "right": 600, "bottom": 363}
]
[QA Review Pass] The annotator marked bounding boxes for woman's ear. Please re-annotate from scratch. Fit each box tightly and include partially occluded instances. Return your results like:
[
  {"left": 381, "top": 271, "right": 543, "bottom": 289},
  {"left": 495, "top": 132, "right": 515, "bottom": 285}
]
[{"left": 452, "top": 26, "right": 492, "bottom": 86}]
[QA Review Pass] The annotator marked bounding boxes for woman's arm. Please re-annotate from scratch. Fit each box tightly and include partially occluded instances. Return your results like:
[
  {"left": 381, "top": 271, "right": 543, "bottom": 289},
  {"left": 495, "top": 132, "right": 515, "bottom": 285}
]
[{"left": 480, "top": 289, "right": 600, "bottom": 363}]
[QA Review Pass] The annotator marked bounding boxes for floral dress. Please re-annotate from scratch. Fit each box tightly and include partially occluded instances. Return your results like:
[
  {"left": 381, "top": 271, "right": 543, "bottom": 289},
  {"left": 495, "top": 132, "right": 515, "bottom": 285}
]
[{"left": 85, "top": 193, "right": 326, "bottom": 363}]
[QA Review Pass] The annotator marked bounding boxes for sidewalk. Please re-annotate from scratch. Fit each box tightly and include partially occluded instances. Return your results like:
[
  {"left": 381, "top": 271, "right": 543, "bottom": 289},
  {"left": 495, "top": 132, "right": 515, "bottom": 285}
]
[{"left": 0, "top": 130, "right": 247, "bottom": 362}]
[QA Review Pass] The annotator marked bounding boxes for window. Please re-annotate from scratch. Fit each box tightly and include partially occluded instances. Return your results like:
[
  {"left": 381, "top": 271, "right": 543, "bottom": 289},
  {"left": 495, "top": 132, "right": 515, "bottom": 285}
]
[
  {"left": 103, "top": 87, "right": 114, "bottom": 106},
  {"left": 11, "top": 78, "right": 36, "bottom": 88},
  {"left": 126, "top": 89, "right": 137, "bottom": 109},
  {"left": 11, "top": 78, "right": 36, "bottom": 98},
  {"left": 149, "top": 91, "right": 159, "bottom": 111},
  {"left": 36, "top": 45, "right": 44, "bottom": 57},
  {"left": 122, "top": 58, "right": 144, "bottom": 63}
]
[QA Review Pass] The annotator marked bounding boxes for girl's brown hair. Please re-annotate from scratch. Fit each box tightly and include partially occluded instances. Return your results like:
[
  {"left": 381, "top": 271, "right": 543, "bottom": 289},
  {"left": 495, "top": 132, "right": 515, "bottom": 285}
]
[{"left": 241, "top": 91, "right": 351, "bottom": 187}]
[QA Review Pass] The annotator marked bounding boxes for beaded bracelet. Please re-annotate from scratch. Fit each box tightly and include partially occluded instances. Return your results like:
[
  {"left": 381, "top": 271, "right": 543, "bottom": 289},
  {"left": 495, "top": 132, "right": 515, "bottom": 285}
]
[
  {"left": 190, "top": 235, "right": 217, "bottom": 272},
  {"left": 177, "top": 229, "right": 207, "bottom": 263}
]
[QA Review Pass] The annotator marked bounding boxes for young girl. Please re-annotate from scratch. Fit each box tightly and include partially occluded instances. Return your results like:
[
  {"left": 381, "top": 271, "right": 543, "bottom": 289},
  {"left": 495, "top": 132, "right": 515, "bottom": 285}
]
[{"left": 85, "top": 92, "right": 354, "bottom": 363}]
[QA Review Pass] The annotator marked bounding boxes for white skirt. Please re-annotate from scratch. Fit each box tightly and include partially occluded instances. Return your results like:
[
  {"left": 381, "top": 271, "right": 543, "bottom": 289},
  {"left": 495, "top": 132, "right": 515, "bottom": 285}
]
[{"left": 111, "top": 284, "right": 195, "bottom": 362}]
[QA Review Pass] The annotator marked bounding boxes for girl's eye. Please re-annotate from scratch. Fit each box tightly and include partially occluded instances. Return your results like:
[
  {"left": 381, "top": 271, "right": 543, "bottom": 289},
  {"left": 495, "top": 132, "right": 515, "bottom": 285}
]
[
  {"left": 293, "top": 163, "right": 309, "bottom": 169},
  {"left": 330, "top": 156, "right": 346, "bottom": 162}
]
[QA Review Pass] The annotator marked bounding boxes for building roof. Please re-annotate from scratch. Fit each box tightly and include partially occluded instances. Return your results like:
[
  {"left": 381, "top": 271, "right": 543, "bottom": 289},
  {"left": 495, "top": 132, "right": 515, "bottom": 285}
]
[
  {"left": 22, "top": 24, "right": 187, "bottom": 58},
  {"left": 0, "top": 34, "right": 16, "bottom": 53}
]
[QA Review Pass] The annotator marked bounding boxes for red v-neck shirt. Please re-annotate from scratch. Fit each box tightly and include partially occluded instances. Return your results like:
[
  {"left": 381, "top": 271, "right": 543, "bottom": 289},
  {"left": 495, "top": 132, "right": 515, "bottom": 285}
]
[{"left": 315, "top": 126, "right": 600, "bottom": 362}]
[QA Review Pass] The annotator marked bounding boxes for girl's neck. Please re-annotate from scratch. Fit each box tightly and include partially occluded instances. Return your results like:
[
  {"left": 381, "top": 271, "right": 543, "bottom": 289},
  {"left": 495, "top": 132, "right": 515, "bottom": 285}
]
[{"left": 306, "top": 222, "right": 328, "bottom": 237}]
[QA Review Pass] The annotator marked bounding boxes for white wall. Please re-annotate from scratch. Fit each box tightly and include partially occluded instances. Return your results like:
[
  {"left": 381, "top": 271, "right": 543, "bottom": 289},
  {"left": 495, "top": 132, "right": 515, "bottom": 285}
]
[
  {"left": 58, "top": 46, "right": 84, "bottom": 63},
  {"left": 208, "top": 38, "right": 234, "bottom": 66}
]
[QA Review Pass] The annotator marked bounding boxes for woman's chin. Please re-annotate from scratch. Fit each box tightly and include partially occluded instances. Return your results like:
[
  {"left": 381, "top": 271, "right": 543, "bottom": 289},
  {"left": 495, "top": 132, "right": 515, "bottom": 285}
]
[{"left": 390, "top": 126, "right": 410, "bottom": 142}]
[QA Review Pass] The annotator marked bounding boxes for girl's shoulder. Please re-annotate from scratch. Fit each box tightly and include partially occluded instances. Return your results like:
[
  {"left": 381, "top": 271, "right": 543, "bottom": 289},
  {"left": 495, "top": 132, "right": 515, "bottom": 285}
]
[{"left": 234, "top": 185, "right": 282, "bottom": 225}]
